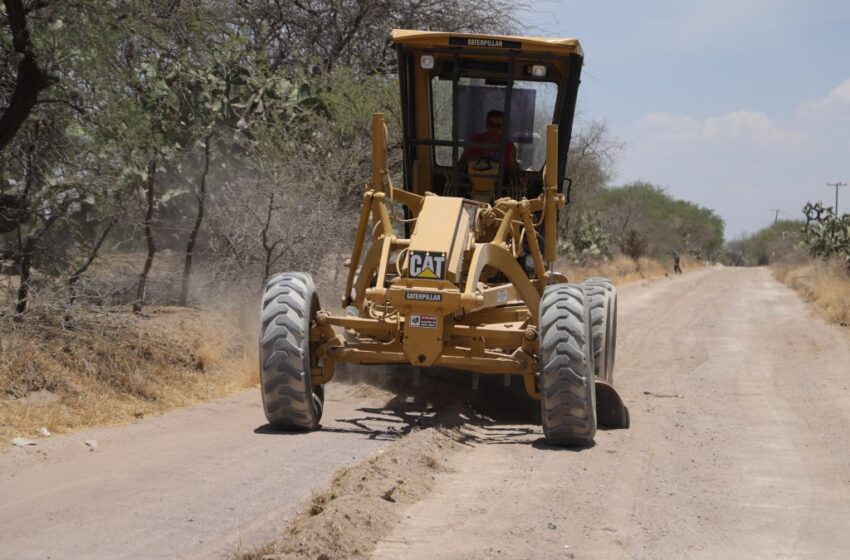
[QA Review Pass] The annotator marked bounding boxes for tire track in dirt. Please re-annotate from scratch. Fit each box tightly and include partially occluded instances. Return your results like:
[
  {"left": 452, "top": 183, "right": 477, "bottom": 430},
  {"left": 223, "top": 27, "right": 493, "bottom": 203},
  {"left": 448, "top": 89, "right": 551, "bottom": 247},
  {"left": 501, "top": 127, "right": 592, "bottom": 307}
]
[{"left": 371, "top": 267, "right": 850, "bottom": 560}]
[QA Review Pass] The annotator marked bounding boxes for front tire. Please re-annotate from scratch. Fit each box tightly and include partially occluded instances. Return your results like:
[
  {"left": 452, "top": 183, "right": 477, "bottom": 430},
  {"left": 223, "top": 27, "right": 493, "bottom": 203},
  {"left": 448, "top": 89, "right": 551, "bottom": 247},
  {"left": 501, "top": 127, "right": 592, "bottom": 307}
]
[
  {"left": 539, "top": 284, "right": 597, "bottom": 447},
  {"left": 259, "top": 272, "right": 324, "bottom": 430}
]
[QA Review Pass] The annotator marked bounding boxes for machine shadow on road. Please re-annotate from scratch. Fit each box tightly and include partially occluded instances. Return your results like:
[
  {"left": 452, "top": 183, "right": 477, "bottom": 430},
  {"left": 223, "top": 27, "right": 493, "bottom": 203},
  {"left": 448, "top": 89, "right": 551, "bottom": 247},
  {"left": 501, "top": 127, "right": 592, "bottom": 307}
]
[{"left": 254, "top": 368, "right": 605, "bottom": 450}]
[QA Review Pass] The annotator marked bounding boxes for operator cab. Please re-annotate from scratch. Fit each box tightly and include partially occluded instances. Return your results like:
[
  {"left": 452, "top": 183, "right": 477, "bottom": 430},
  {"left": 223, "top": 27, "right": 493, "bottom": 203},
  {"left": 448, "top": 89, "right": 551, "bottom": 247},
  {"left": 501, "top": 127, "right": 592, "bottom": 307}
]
[{"left": 391, "top": 30, "right": 583, "bottom": 204}]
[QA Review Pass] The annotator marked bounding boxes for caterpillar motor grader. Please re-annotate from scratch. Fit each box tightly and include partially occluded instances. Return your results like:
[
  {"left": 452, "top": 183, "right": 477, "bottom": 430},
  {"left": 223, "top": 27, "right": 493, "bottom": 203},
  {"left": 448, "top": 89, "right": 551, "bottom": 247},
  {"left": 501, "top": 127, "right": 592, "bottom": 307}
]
[{"left": 259, "top": 30, "right": 629, "bottom": 446}]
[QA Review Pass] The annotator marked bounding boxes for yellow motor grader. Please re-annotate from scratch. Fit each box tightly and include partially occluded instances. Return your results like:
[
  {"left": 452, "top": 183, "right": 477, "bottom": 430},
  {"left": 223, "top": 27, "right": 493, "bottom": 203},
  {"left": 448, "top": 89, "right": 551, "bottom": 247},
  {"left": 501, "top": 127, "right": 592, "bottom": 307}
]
[{"left": 260, "top": 30, "right": 628, "bottom": 446}]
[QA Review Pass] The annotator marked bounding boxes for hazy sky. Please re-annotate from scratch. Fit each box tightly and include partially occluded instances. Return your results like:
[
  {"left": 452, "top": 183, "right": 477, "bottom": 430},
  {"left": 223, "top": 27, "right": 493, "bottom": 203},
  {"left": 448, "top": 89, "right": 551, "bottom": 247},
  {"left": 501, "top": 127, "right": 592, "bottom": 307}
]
[{"left": 523, "top": 1, "right": 850, "bottom": 238}]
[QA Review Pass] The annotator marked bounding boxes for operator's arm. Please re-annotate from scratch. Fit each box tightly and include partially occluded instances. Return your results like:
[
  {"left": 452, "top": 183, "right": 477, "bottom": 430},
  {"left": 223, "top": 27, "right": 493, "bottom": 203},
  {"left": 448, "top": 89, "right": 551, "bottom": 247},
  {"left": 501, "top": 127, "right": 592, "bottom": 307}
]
[
  {"left": 459, "top": 132, "right": 483, "bottom": 172},
  {"left": 458, "top": 145, "right": 470, "bottom": 172},
  {"left": 506, "top": 141, "right": 519, "bottom": 172}
]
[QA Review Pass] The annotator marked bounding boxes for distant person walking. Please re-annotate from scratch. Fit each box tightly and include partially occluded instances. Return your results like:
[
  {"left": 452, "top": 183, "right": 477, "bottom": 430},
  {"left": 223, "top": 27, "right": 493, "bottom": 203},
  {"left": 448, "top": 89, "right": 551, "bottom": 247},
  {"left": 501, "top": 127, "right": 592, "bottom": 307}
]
[{"left": 672, "top": 251, "right": 682, "bottom": 275}]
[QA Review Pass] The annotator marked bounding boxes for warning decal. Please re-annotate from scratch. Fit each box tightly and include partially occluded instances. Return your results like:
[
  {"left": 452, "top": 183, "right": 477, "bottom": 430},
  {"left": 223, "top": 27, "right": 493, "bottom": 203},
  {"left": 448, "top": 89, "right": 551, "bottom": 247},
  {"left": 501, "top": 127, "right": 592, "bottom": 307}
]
[{"left": 409, "top": 314, "right": 438, "bottom": 329}]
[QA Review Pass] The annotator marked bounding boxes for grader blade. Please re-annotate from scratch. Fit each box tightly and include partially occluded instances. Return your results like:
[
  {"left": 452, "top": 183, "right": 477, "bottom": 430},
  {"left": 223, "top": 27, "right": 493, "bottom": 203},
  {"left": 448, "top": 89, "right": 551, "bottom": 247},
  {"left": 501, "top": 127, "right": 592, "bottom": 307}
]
[{"left": 595, "top": 381, "right": 630, "bottom": 429}]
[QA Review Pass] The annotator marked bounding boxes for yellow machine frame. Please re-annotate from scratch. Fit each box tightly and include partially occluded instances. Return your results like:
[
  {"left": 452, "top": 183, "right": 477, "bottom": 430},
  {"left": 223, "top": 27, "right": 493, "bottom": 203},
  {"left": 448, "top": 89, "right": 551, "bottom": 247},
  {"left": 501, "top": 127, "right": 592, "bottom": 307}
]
[
  {"left": 309, "top": 112, "right": 566, "bottom": 399},
  {"left": 259, "top": 29, "right": 630, "bottom": 446},
  {"left": 301, "top": 30, "right": 594, "bottom": 401}
]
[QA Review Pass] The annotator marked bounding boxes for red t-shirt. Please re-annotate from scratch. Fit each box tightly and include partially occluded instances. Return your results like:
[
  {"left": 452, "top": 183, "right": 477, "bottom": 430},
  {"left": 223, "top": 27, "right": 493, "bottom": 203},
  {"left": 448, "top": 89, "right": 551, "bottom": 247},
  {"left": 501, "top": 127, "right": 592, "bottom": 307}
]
[{"left": 465, "top": 132, "right": 516, "bottom": 169}]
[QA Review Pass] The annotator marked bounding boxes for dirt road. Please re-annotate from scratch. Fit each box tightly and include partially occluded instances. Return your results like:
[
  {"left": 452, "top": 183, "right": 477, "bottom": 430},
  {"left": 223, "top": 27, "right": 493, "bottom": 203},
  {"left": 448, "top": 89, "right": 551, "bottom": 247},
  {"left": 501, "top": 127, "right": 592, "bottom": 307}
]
[
  {"left": 0, "top": 386, "right": 406, "bottom": 559},
  {"left": 373, "top": 267, "right": 850, "bottom": 560},
  {"left": 2, "top": 267, "right": 849, "bottom": 559}
]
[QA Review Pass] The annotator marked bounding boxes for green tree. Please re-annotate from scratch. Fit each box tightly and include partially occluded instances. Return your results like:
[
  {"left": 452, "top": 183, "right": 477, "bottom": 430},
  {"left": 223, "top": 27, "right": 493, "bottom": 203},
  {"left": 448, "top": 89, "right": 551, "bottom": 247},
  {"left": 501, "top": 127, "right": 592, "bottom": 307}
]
[
  {"left": 724, "top": 220, "right": 803, "bottom": 266},
  {"left": 590, "top": 181, "right": 724, "bottom": 261}
]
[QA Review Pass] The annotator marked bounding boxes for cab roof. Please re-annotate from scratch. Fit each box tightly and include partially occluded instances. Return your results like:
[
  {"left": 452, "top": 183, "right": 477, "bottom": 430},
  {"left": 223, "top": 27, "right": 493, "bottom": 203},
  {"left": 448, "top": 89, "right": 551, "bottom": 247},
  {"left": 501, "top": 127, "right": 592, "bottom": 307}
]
[{"left": 390, "top": 29, "right": 583, "bottom": 58}]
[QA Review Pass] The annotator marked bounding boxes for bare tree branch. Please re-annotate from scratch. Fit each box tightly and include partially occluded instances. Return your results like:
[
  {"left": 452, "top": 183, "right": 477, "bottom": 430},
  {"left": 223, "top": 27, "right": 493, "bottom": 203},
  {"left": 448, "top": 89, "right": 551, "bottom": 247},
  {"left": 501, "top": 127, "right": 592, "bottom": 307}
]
[{"left": 0, "top": 0, "right": 54, "bottom": 152}]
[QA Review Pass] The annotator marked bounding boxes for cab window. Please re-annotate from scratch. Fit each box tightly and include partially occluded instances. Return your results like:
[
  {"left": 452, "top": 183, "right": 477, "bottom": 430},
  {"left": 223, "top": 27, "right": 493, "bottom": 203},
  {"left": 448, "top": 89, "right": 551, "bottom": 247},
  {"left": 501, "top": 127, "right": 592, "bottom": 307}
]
[{"left": 431, "top": 76, "right": 559, "bottom": 171}]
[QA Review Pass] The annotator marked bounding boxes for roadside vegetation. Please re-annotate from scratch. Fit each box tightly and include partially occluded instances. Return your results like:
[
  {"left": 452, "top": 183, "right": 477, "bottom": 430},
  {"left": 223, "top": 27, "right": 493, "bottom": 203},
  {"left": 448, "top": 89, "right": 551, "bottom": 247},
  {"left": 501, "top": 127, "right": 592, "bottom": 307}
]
[
  {"left": 2, "top": 0, "right": 723, "bottom": 442},
  {"left": 725, "top": 203, "right": 850, "bottom": 328},
  {"left": 565, "top": 253, "right": 703, "bottom": 285},
  {"left": 773, "top": 259, "right": 850, "bottom": 327},
  {"left": 0, "top": 303, "right": 256, "bottom": 443}
]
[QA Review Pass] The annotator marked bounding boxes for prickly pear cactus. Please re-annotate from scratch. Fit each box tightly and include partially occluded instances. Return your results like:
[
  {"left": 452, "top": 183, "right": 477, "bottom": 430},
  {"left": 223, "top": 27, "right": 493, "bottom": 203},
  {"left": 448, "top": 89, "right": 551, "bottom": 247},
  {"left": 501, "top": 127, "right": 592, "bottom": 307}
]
[{"left": 802, "top": 202, "right": 850, "bottom": 269}]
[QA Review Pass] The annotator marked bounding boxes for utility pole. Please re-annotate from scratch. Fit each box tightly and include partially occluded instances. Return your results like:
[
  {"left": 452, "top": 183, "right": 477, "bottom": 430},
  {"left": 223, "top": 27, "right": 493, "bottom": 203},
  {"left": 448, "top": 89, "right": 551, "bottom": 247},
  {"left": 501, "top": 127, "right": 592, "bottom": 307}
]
[
  {"left": 827, "top": 181, "right": 848, "bottom": 214},
  {"left": 771, "top": 209, "right": 781, "bottom": 224}
]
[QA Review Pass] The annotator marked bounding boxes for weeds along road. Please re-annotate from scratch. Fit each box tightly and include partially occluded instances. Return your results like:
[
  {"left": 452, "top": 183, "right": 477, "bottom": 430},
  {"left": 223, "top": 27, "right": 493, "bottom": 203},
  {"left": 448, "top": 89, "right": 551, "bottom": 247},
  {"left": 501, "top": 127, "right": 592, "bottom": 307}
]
[{"left": 1, "top": 267, "right": 849, "bottom": 559}]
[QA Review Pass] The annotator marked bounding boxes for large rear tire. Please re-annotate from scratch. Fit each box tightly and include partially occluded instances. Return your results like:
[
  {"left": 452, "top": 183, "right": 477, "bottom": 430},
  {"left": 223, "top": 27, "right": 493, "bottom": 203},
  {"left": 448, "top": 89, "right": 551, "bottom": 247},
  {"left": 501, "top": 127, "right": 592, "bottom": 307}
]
[
  {"left": 581, "top": 282, "right": 609, "bottom": 382},
  {"left": 582, "top": 277, "right": 618, "bottom": 384},
  {"left": 604, "top": 285, "right": 617, "bottom": 380},
  {"left": 539, "top": 284, "right": 597, "bottom": 447},
  {"left": 259, "top": 272, "right": 324, "bottom": 430}
]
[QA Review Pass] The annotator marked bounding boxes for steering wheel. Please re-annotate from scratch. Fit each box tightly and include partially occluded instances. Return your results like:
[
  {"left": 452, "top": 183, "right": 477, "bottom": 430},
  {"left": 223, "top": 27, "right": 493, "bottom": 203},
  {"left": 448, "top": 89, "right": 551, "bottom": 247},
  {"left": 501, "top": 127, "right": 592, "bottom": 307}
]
[{"left": 472, "top": 155, "right": 498, "bottom": 171}]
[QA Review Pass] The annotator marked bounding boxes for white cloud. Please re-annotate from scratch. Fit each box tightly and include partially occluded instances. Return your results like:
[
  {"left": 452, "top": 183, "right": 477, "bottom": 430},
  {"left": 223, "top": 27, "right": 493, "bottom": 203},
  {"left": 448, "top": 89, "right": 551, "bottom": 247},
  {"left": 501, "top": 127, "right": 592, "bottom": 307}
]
[
  {"left": 634, "top": 110, "right": 809, "bottom": 149},
  {"left": 799, "top": 78, "right": 850, "bottom": 120},
  {"left": 619, "top": 0, "right": 846, "bottom": 52},
  {"left": 619, "top": 108, "right": 826, "bottom": 238}
]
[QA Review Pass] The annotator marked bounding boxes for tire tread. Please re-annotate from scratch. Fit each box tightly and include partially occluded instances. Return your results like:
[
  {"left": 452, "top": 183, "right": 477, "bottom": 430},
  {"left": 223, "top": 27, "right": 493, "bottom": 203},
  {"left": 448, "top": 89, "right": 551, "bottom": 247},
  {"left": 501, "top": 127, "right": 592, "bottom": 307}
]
[
  {"left": 539, "top": 284, "right": 597, "bottom": 446},
  {"left": 259, "top": 272, "right": 322, "bottom": 430}
]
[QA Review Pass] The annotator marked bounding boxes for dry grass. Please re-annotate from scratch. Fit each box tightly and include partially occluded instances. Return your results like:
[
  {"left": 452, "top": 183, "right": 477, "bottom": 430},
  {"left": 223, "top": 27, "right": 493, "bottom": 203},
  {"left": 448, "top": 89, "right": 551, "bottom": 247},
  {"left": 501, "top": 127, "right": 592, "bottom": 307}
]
[
  {"left": 230, "top": 542, "right": 278, "bottom": 560},
  {"left": 772, "top": 258, "right": 850, "bottom": 327},
  {"left": 562, "top": 254, "right": 702, "bottom": 285},
  {"left": 0, "top": 305, "right": 257, "bottom": 445}
]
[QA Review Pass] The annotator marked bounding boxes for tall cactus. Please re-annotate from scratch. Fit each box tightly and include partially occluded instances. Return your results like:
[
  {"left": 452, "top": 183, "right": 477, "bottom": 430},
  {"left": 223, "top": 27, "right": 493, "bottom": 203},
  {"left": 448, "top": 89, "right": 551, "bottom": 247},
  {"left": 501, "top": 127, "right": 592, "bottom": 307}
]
[{"left": 802, "top": 202, "right": 850, "bottom": 269}]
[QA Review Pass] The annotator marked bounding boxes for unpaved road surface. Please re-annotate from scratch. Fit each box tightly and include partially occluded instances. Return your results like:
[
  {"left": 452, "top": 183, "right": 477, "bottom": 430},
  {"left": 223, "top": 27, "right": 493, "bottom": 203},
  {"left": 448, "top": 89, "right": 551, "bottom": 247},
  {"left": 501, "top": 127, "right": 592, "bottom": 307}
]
[
  {"left": 0, "top": 387, "right": 406, "bottom": 559},
  {"left": 2, "top": 267, "right": 849, "bottom": 559},
  {"left": 373, "top": 267, "right": 850, "bottom": 560}
]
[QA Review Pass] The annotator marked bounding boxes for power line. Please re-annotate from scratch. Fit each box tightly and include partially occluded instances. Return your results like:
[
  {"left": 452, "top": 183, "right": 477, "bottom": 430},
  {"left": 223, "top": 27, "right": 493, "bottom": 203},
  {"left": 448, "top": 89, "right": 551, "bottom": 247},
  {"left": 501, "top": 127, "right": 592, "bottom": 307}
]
[{"left": 827, "top": 181, "right": 848, "bottom": 214}]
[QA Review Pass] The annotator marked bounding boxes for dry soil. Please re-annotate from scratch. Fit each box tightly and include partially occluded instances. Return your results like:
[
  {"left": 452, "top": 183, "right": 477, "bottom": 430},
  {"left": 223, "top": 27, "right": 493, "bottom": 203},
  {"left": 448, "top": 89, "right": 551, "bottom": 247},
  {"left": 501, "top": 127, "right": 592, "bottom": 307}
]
[
  {"left": 2, "top": 267, "right": 849, "bottom": 560},
  {"left": 373, "top": 267, "right": 850, "bottom": 560}
]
